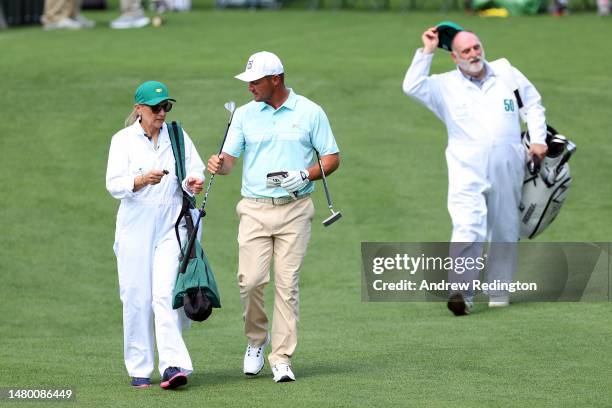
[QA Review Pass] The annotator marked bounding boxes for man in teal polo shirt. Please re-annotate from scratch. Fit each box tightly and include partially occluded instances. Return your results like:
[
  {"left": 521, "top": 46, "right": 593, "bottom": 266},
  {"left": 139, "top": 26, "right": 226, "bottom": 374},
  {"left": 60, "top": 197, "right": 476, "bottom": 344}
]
[{"left": 207, "top": 51, "right": 340, "bottom": 383}]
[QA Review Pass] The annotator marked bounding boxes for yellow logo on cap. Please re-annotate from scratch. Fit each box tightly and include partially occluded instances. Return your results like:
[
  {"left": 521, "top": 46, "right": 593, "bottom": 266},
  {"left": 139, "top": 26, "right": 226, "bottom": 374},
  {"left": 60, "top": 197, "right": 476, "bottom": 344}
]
[{"left": 156, "top": 88, "right": 162, "bottom": 93}]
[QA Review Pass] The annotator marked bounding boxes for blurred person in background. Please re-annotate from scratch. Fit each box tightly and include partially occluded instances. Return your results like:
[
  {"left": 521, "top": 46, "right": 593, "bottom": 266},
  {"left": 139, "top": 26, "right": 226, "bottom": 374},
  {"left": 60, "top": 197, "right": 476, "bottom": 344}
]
[
  {"left": 151, "top": 0, "right": 192, "bottom": 12},
  {"left": 550, "top": 0, "right": 568, "bottom": 16},
  {"left": 110, "top": 0, "right": 149, "bottom": 29},
  {"left": 42, "top": 0, "right": 95, "bottom": 30},
  {"left": 598, "top": 0, "right": 610, "bottom": 15}
]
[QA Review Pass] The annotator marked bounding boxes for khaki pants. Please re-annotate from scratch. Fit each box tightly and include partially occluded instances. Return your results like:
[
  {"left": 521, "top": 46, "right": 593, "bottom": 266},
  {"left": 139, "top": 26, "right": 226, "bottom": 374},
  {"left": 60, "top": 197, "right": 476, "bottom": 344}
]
[
  {"left": 42, "top": 0, "right": 81, "bottom": 23},
  {"left": 236, "top": 196, "right": 315, "bottom": 366}
]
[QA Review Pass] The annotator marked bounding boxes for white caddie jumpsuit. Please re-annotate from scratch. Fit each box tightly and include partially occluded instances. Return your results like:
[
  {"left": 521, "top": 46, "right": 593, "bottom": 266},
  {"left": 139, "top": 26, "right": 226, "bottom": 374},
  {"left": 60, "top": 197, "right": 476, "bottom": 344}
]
[
  {"left": 402, "top": 49, "right": 546, "bottom": 297},
  {"left": 106, "top": 121, "right": 205, "bottom": 378}
]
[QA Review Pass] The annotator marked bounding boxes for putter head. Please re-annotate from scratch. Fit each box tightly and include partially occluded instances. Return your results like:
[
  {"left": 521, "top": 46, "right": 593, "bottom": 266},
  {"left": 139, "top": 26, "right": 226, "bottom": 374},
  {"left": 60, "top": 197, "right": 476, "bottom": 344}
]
[
  {"left": 322, "top": 211, "right": 342, "bottom": 227},
  {"left": 224, "top": 101, "right": 236, "bottom": 114}
]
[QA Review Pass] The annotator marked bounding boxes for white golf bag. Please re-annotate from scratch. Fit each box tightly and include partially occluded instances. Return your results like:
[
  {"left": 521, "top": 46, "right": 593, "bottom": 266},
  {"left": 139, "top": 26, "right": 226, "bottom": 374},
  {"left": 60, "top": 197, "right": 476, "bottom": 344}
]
[{"left": 519, "top": 125, "right": 576, "bottom": 239}]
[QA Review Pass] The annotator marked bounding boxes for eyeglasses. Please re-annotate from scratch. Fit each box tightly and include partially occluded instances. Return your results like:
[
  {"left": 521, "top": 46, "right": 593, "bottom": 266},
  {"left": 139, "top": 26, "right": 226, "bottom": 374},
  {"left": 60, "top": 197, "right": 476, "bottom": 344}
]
[{"left": 149, "top": 101, "right": 173, "bottom": 114}]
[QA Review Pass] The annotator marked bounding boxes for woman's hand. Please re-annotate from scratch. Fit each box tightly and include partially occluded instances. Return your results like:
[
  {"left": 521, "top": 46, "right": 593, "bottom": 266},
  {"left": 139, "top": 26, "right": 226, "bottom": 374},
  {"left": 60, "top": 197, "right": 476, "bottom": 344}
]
[
  {"left": 186, "top": 177, "right": 204, "bottom": 194},
  {"left": 133, "top": 169, "right": 166, "bottom": 192}
]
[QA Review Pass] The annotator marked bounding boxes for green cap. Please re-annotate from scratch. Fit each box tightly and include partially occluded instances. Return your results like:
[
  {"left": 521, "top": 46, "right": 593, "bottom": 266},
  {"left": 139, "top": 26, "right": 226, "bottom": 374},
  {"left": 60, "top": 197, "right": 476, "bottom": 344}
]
[
  {"left": 436, "top": 21, "right": 464, "bottom": 52},
  {"left": 134, "top": 81, "right": 176, "bottom": 105}
]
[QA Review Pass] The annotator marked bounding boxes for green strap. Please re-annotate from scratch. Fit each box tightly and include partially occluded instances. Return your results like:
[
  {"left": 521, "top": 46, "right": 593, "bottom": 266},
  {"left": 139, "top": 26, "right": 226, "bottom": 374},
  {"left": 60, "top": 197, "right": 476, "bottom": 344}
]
[
  {"left": 167, "top": 121, "right": 196, "bottom": 208},
  {"left": 167, "top": 121, "right": 184, "bottom": 181}
]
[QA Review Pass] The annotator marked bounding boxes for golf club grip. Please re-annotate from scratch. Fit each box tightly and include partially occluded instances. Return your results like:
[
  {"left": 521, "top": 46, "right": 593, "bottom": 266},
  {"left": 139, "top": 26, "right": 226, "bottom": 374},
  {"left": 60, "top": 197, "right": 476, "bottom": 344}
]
[
  {"left": 217, "top": 120, "right": 232, "bottom": 156},
  {"left": 316, "top": 150, "right": 334, "bottom": 207},
  {"left": 528, "top": 155, "right": 541, "bottom": 175}
]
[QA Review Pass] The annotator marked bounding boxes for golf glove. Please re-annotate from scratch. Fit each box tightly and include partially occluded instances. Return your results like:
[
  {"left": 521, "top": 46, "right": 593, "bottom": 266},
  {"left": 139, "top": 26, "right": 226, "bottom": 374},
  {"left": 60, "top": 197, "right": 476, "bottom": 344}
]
[{"left": 280, "top": 170, "right": 310, "bottom": 193}]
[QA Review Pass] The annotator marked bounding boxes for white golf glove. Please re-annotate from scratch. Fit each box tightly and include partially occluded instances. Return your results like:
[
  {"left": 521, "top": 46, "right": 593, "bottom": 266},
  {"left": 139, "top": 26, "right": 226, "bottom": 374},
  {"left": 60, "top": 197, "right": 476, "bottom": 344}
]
[{"left": 280, "top": 170, "right": 310, "bottom": 193}]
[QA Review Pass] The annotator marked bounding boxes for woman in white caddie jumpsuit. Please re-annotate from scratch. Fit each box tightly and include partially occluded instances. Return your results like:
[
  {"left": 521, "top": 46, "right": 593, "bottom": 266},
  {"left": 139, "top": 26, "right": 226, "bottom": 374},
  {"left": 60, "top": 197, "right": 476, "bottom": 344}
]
[{"left": 106, "top": 81, "right": 205, "bottom": 389}]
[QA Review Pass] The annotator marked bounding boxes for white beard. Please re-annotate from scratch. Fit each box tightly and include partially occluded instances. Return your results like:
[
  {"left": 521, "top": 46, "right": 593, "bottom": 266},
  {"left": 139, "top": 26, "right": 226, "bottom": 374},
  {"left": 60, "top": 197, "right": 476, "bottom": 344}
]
[{"left": 457, "top": 51, "right": 486, "bottom": 75}]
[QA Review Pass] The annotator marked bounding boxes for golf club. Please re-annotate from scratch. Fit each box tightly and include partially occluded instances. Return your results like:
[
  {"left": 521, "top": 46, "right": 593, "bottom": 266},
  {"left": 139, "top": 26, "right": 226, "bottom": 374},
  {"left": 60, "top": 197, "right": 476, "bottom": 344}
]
[
  {"left": 178, "top": 101, "right": 236, "bottom": 274},
  {"left": 315, "top": 149, "right": 342, "bottom": 227},
  {"left": 201, "top": 101, "right": 236, "bottom": 209}
]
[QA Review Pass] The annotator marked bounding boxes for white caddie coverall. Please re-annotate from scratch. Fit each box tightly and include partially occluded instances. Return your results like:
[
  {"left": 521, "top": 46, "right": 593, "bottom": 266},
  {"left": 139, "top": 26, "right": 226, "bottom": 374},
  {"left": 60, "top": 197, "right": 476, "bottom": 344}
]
[
  {"left": 106, "top": 120, "right": 204, "bottom": 378},
  {"left": 402, "top": 49, "right": 546, "bottom": 297}
]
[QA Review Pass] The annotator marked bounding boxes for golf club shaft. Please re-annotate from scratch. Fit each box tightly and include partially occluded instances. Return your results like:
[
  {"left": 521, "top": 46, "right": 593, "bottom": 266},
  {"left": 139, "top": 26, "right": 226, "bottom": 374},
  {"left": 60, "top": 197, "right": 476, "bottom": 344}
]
[
  {"left": 179, "top": 103, "right": 236, "bottom": 270},
  {"left": 316, "top": 150, "right": 334, "bottom": 210},
  {"left": 200, "top": 105, "right": 235, "bottom": 211},
  {"left": 178, "top": 209, "right": 204, "bottom": 274}
]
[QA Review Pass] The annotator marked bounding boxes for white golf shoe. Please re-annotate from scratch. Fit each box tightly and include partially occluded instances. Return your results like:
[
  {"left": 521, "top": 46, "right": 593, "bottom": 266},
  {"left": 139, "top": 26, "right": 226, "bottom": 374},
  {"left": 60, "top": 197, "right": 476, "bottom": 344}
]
[
  {"left": 43, "top": 17, "right": 82, "bottom": 30},
  {"left": 73, "top": 14, "right": 96, "bottom": 28},
  {"left": 243, "top": 336, "right": 268, "bottom": 375},
  {"left": 488, "top": 295, "right": 510, "bottom": 308},
  {"left": 272, "top": 363, "right": 295, "bottom": 383},
  {"left": 110, "top": 13, "right": 150, "bottom": 29}
]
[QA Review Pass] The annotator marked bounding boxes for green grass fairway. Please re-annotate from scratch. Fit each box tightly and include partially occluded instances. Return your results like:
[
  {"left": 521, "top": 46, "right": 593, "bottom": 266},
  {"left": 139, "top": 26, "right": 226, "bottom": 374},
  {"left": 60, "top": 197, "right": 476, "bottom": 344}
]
[{"left": 1, "top": 7, "right": 611, "bottom": 407}]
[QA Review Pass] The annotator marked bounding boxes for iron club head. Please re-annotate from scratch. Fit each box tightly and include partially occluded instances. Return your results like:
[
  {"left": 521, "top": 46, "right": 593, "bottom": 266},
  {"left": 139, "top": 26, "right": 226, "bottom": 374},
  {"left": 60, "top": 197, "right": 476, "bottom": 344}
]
[
  {"left": 224, "top": 101, "right": 236, "bottom": 114},
  {"left": 322, "top": 210, "right": 342, "bottom": 227}
]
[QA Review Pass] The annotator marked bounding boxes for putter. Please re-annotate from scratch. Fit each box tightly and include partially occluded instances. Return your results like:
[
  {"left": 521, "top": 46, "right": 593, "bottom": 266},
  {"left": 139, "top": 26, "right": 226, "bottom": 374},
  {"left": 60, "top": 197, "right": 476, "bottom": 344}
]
[
  {"left": 178, "top": 101, "right": 236, "bottom": 274},
  {"left": 315, "top": 150, "right": 342, "bottom": 227}
]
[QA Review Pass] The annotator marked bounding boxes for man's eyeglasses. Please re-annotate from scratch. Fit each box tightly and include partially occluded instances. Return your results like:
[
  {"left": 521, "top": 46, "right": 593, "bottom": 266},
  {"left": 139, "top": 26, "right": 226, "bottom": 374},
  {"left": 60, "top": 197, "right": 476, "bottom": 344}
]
[{"left": 149, "top": 101, "right": 173, "bottom": 114}]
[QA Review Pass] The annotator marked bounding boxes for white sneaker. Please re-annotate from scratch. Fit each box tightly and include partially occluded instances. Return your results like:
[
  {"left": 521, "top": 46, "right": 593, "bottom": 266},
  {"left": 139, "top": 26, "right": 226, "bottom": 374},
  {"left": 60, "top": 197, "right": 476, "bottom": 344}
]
[
  {"left": 243, "top": 336, "right": 268, "bottom": 375},
  {"left": 43, "top": 17, "right": 82, "bottom": 30},
  {"left": 272, "top": 363, "right": 295, "bottom": 383},
  {"left": 73, "top": 14, "right": 96, "bottom": 28},
  {"left": 110, "top": 14, "right": 150, "bottom": 29},
  {"left": 488, "top": 295, "right": 510, "bottom": 308}
]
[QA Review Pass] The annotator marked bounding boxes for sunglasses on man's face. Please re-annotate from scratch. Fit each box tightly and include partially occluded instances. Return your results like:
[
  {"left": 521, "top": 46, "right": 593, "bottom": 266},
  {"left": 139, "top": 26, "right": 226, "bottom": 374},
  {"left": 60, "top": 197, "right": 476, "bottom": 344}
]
[{"left": 149, "top": 101, "right": 173, "bottom": 114}]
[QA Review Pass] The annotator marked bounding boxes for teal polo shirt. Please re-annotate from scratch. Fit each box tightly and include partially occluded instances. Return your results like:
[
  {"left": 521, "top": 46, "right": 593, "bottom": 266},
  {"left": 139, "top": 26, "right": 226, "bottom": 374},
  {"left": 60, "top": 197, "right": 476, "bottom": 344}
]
[{"left": 223, "top": 89, "right": 339, "bottom": 198}]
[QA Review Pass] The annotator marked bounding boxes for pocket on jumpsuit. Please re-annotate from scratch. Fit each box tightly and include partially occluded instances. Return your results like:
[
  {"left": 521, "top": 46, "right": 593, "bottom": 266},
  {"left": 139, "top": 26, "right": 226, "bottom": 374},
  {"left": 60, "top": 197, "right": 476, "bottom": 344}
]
[
  {"left": 113, "top": 212, "right": 126, "bottom": 258},
  {"left": 450, "top": 103, "right": 471, "bottom": 121}
]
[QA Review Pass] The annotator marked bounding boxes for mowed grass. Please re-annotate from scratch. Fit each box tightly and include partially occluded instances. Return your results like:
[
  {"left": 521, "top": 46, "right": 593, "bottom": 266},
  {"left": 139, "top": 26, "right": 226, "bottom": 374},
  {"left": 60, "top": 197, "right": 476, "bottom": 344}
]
[{"left": 1, "top": 7, "right": 611, "bottom": 408}]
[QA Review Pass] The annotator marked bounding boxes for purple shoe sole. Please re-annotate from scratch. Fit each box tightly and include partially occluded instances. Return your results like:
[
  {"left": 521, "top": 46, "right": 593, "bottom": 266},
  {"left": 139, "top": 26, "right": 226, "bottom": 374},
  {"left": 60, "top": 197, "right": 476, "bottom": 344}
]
[{"left": 160, "top": 372, "right": 187, "bottom": 390}]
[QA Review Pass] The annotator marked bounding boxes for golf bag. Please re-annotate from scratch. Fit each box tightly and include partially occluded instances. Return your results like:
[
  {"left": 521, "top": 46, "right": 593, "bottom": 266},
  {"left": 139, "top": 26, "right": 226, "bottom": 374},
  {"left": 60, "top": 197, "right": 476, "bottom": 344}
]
[
  {"left": 167, "top": 122, "right": 221, "bottom": 321},
  {"left": 519, "top": 125, "right": 576, "bottom": 239},
  {"left": 490, "top": 59, "right": 576, "bottom": 239}
]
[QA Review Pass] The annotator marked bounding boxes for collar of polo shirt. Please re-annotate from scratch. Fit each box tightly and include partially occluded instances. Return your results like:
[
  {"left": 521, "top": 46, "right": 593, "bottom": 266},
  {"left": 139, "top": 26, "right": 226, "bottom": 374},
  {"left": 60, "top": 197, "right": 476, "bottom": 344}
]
[{"left": 258, "top": 88, "right": 298, "bottom": 111}]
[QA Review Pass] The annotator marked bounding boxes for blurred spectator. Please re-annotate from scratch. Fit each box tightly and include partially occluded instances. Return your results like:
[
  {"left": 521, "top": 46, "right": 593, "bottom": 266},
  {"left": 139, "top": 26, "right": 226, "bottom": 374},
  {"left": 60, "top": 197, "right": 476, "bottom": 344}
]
[
  {"left": 110, "top": 0, "right": 150, "bottom": 29},
  {"left": 170, "top": 0, "right": 192, "bottom": 10},
  {"left": 151, "top": 0, "right": 192, "bottom": 11},
  {"left": 81, "top": 0, "right": 107, "bottom": 9},
  {"left": 42, "top": 0, "right": 95, "bottom": 30},
  {"left": 598, "top": 0, "right": 609, "bottom": 15},
  {"left": 550, "top": 0, "right": 568, "bottom": 15}
]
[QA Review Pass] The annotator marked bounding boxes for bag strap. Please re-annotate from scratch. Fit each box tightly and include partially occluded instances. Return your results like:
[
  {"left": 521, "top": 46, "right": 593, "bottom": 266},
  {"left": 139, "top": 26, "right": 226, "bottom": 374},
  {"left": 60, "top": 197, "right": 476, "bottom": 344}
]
[
  {"left": 490, "top": 58, "right": 525, "bottom": 116},
  {"left": 167, "top": 121, "right": 197, "bottom": 258},
  {"left": 168, "top": 121, "right": 189, "bottom": 192}
]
